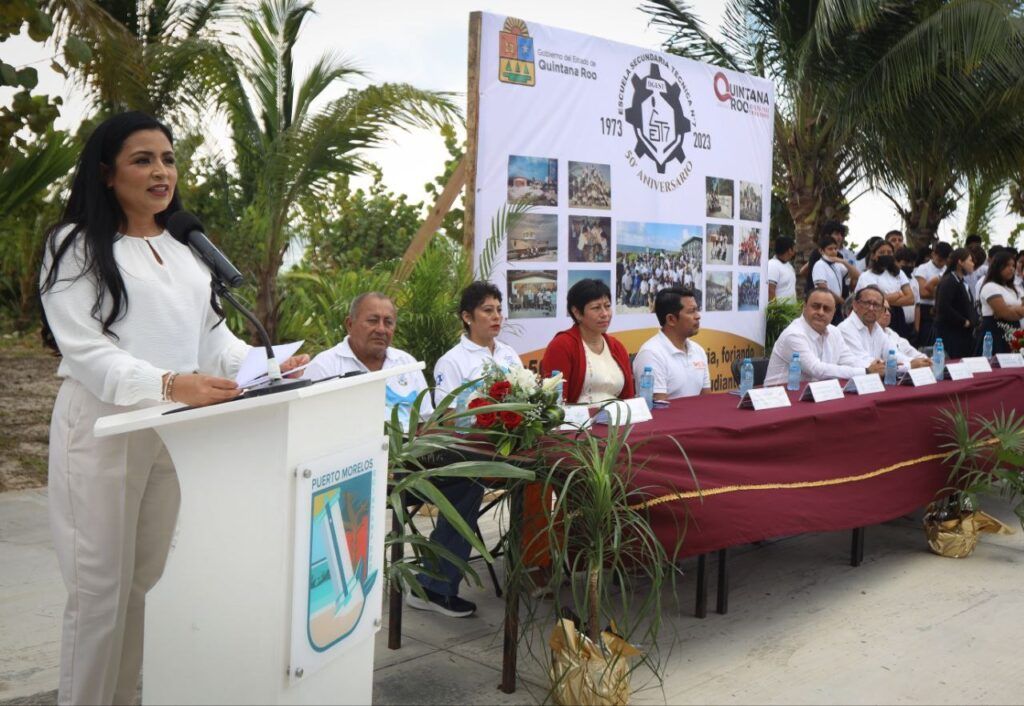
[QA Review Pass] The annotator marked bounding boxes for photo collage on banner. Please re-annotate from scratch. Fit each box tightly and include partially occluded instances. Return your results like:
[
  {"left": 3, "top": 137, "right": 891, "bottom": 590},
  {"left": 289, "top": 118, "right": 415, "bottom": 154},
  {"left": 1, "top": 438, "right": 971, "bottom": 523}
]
[{"left": 475, "top": 13, "right": 775, "bottom": 388}]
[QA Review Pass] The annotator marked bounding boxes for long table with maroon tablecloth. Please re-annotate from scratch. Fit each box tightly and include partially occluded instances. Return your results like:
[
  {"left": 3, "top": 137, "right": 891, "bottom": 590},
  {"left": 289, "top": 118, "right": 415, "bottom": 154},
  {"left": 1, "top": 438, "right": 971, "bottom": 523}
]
[{"left": 622, "top": 367, "right": 1024, "bottom": 558}]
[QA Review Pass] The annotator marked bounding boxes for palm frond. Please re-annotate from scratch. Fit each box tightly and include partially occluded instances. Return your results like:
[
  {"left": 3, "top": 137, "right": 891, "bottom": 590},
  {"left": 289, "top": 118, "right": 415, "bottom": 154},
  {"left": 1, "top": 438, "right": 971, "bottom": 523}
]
[{"left": 0, "top": 134, "right": 77, "bottom": 220}]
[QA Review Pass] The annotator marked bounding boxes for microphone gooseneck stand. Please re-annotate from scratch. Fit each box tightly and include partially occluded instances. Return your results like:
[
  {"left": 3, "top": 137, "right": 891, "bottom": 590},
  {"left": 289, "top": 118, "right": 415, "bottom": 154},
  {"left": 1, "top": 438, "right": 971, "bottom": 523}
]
[{"left": 213, "top": 279, "right": 312, "bottom": 397}]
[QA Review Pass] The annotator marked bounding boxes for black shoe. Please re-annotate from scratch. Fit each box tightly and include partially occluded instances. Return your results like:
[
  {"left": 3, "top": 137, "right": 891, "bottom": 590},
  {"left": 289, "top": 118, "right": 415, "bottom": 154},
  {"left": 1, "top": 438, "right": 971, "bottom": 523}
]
[{"left": 406, "top": 586, "right": 476, "bottom": 617}]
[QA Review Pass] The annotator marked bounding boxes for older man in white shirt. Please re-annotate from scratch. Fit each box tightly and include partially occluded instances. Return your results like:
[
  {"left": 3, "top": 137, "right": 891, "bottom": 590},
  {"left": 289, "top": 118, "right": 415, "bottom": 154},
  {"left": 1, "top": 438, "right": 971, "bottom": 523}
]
[
  {"left": 838, "top": 285, "right": 932, "bottom": 370},
  {"left": 766, "top": 289, "right": 886, "bottom": 385},
  {"left": 305, "top": 292, "right": 433, "bottom": 429},
  {"left": 633, "top": 287, "right": 711, "bottom": 400}
]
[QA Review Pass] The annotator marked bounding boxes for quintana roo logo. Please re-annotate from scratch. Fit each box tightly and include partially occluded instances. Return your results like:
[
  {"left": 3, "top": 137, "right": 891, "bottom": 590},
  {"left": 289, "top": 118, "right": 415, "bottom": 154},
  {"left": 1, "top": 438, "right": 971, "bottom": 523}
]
[{"left": 624, "top": 63, "right": 690, "bottom": 174}]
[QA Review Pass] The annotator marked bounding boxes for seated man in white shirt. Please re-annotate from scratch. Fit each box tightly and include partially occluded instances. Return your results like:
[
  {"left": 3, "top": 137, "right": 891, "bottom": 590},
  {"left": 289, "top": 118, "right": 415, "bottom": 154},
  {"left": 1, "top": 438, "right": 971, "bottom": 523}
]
[
  {"left": 838, "top": 285, "right": 930, "bottom": 370},
  {"left": 632, "top": 287, "right": 711, "bottom": 400},
  {"left": 304, "top": 292, "right": 433, "bottom": 429},
  {"left": 765, "top": 289, "right": 886, "bottom": 386},
  {"left": 878, "top": 301, "right": 931, "bottom": 367}
]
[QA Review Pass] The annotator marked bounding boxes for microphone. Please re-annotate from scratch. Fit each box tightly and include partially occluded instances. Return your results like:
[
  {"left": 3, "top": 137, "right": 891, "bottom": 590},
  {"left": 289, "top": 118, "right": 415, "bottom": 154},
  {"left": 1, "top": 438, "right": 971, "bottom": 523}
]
[
  {"left": 166, "top": 211, "right": 244, "bottom": 288},
  {"left": 165, "top": 210, "right": 310, "bottom": 397}
]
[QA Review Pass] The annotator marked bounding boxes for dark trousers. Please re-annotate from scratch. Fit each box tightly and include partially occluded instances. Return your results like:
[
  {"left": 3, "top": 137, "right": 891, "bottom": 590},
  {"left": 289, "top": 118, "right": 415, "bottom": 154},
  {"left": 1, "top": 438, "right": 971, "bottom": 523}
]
[
  {"left": 918, "top": 304, "right": 936, "bottom": 347},
  {"left": 417, "top": 478, "right": 486, "bottom": 596}
]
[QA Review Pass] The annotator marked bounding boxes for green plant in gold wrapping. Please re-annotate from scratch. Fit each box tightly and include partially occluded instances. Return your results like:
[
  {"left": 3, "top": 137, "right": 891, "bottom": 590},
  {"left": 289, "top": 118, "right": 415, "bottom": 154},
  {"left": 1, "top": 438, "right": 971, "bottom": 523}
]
[{"left": 935, "top": 401, "right": 1024, "bottom": 529}]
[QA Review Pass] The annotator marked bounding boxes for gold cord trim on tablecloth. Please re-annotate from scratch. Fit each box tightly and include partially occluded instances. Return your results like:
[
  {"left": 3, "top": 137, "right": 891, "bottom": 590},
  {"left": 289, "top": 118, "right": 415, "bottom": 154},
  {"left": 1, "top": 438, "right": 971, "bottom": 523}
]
[{"left": 628, "top": 438, "right": 998, "bottom": 511}]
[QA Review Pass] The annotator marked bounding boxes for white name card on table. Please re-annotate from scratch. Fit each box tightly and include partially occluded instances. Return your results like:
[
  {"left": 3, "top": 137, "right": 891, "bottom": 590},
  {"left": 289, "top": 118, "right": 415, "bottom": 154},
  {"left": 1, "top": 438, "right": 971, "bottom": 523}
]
[
  {"left": 738, "top": 386, "right": 792, "bottom": 411},
  {"left": 944, "top": 362, "right": 974, "bottom": 381},
  {"left": 799, "top": 379, "right": 845, "bottom": 403},
  {"left": 558, "top": 404, "right": 594, "bottom": 431},
  {"left": 899, "top": 367, "right": 937, "bottom": 386},
  {"left": 591, "top": 398, "right": 653, "bottom": 426},
  {"left": 844, "top": 373, "right": 885, "bottom": 395},
  {"left": 961, "top": 356, "right": 993, "bottom": 373},
  {"left": 994, "top": 353, "right": 1024, "bottom": 368}
]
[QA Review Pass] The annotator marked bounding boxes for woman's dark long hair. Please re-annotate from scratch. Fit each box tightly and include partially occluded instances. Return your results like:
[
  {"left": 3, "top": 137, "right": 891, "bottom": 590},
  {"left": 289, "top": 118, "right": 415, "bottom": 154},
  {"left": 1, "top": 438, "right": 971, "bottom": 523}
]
[
  {"left": 983, "top": 251, "right": 1019, "bottom": 296},
  {"left": 40, "top": 112, "right": 194, "bottom": 353}
]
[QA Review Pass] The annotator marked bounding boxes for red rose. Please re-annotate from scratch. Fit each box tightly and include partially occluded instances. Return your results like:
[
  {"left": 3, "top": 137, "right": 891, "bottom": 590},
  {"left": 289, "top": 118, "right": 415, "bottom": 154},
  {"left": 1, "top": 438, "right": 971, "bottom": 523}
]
[
  {"left": 499, "top": 411, "right": 523, "bottom": 429},
  {"left": 468, "top": 397, "right": 497, "bottom": 427},
  {"left": 488, "top": 380, "right": 512, "bottom": 401}
]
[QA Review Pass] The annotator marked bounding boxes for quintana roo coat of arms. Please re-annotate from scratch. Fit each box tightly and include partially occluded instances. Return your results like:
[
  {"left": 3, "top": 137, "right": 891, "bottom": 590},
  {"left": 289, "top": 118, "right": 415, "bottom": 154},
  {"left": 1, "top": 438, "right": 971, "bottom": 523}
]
[{"left": 498, "top": 17, "right": 535, "bottom": 86}]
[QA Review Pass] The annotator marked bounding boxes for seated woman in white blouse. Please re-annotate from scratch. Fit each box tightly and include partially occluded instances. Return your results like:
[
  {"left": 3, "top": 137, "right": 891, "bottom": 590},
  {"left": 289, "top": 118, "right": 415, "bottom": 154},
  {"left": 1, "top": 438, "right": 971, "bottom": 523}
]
[
  {"left": 977, "top": 251, "right": 1024, "bottom": 355},
  {"left": 855, "top": 239, "right": 915, "bottom": 339}
]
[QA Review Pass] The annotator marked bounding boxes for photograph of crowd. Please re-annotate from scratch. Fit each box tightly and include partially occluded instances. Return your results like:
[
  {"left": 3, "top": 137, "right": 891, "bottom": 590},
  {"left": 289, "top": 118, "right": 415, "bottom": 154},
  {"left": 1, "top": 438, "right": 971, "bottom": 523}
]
[
  {"left": 737, "top": 227, "right": 762, "bottom": 266},
  {"left": 705, "top": 271, "right": 734, "bottom": 312},
  {"left": 507, "top": 155, "right": 558, "bottom": 206},
  {"left": 738, "top": 272, "right": 760, "bottom": 311},
  {"left": 706, "top": 224, "right": 734, "bottom": 265},
  {"left": 568, "top": 161, "right": 612, "bottom": 209},
  {"left": 507, "top": 213, "right": 558, "bottom": 262},
  {"left": 568, "top": 215, "right": 611, "bottom": 263},
  {"left": 739, "top": 181, "right": 763, "bottom": 222},
  {"left": 615, "top": 222, "right": 704, "bottom": 314},
  {"left": 507, "top": 270, "right": 557, "bottom": 319},
  {"left": 568, "top": 269, "right": 611, "bottom": 293},
  {"left": 706, "top": 176, "right": 734, "bottom": 218}
]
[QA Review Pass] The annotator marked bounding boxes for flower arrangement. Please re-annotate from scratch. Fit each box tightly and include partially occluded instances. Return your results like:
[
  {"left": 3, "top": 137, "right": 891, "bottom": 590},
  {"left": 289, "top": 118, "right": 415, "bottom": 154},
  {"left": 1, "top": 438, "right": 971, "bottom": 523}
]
[
  {"left": 467, "top": 361, "right": 565, "bottom": 456},
  {"left": 998, "top": 323, "right": 1024, "bottom": 353}
]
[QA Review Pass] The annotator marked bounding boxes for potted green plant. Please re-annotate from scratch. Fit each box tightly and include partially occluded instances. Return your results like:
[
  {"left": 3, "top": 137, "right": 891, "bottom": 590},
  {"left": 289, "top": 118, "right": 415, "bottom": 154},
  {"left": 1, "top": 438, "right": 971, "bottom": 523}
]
[{"left": 928, "top": 402, "right": 1023, "bottom": 557}]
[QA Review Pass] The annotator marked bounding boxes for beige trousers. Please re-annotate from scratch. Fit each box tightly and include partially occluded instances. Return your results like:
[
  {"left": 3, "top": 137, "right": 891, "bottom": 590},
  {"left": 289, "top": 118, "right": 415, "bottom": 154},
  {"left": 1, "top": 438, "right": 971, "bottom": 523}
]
[{"left": 48, "top": 378, "right": 180, "bottom": 706}]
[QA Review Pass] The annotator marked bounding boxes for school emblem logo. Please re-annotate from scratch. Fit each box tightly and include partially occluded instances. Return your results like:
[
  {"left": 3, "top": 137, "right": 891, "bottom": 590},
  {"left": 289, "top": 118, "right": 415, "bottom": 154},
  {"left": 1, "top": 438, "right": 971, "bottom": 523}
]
[
  {"left": 624, "top": 64, "right": 689, "bottom": 174},
  {"left": 498, "top": 17, "right": 535, "bottom": 86}
]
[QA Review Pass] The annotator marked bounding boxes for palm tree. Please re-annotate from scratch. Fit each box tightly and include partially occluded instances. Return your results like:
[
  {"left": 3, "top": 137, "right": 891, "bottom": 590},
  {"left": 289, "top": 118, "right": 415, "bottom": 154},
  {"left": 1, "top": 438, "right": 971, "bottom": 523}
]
[
  {"left": 643, "top": 0, "right": 1024, "bottom": 256},
  {"left": 207, "top": 0, "right": 459, "bottom": 339},
  {"left": 44, "top": 0, "right": 236, "bottom": 120}
]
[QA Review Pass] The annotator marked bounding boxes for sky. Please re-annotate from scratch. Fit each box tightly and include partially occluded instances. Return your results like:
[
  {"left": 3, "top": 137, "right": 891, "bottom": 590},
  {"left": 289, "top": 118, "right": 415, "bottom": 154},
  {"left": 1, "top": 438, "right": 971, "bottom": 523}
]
[{"left": 3, "top": 0, "right": 1017, "bottom": 248}]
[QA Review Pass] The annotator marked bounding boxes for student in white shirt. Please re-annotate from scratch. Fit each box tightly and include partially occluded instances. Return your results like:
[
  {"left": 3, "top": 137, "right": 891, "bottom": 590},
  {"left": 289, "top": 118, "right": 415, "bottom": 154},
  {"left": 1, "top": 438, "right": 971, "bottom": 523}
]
[
  {"left": 912, "top": 241, "right": 952, "bottom": 347},
  {"left": 767, "top": 236, "right": 797, "bottom": 302},
  {"left": 304, "top": 292, "right": 433, "bottom": 430},
  {"left": 38, "top": 112, "right": 307, "bottom": 706},
  {"left": 633, "top": 287, "right": 711, "bottom": 400},
  {"left": 838, "top": 285, "right": 929, "bottom": 370},
  {"left": 765, "top": 289, "right": 885, "bottom": 386},
  {"left": 811, "top": 234, "right": 860, "bottom": 323},
  {"left": 978, "top": 252, "right": 1024, "bottom": 355},
  {"left": 855, "top": 240, "right": 915, "bottom": 338},
  {"left": 433, "top": 281, "right": 522, "bottom": 406}
]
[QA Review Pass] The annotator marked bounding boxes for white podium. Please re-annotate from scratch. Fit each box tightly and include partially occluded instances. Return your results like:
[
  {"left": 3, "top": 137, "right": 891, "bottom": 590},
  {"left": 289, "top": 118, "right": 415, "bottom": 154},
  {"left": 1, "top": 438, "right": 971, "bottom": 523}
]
[{"left": 95, "top": 365, "right": 421, "bottom": 705}]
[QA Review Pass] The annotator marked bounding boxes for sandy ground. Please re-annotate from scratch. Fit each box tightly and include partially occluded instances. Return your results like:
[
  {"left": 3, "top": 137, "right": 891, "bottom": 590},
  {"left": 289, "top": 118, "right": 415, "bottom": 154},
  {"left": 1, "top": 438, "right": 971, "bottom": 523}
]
[{"left": 0, "top": 336, "right": 59, "bottom": 492}]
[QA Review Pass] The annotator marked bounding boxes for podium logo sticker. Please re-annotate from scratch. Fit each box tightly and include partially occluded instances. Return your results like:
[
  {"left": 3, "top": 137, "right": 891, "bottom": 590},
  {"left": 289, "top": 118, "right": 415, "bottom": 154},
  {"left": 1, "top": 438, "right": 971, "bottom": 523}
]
[
  {"left": 618, "top": 55, "right": 696, "bottom": 192},
  {"left": 498, "top": 17, "right": 536, "bottom": 86}
]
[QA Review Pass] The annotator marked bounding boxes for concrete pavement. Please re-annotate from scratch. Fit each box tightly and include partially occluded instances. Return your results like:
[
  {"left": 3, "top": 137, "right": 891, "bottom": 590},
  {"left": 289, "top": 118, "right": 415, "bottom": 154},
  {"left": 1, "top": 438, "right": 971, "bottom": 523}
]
[{"left": 2, "top": 487, "right": 1022, "bottom": 705}]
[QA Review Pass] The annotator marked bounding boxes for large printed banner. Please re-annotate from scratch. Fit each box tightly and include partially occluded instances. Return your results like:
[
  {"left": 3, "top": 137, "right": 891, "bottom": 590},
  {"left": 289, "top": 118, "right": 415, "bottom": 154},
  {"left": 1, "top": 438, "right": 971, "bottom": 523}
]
[{"left": 471, "top": 13, "right": 775, "bottom": 390}]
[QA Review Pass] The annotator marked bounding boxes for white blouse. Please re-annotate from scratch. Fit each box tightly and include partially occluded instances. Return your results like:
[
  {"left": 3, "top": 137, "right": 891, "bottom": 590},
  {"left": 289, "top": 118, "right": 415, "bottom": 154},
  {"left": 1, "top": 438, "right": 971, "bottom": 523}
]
[
  {"left": 579, "top": 340, "right": 624, "bottom": 404},
  {"left": 980, "top": 282, "right": 1022, "bottom": 318},
  {"left": 855, "top": 269, "right": 910, "bottom": 295},
  {"left": 40, "top": 225, "right": 250, "bottom": 406}
]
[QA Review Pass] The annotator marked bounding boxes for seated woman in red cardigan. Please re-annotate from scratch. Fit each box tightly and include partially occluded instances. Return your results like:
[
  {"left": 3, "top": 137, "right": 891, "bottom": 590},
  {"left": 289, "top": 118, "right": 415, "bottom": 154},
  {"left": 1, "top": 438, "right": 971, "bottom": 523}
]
[
  {"left": 541, "top": 278, "right": 636, "bottom": 403},
  {"left": 524, "top": 279, "right": 635, "bottom": 593}
]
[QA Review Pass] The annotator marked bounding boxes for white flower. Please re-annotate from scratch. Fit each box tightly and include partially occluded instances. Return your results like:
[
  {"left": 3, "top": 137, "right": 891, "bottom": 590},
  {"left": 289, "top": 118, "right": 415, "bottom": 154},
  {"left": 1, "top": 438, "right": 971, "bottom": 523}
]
[
  {"left": 541, "top": 372, "right": 564, "bottom": 392},
  {"left": 509, "top": 366, "right": 539, "bottom": 392}
]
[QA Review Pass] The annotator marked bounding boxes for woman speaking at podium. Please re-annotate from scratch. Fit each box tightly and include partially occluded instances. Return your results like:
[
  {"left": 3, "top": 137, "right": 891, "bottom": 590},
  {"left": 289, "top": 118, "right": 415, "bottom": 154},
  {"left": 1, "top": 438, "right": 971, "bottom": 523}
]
[{"left": 38, "top": 112, "right": 305, "bottom": 705}]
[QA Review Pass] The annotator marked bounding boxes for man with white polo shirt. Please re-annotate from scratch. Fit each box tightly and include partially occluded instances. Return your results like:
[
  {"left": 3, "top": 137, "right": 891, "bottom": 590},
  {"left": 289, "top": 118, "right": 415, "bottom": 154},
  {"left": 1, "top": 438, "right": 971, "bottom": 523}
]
[
  {"left": 765, "top": 289, "right": 886, "bottom": 386},
  {"left": 913, "top": 241, "right": 952, "bottom": 346},
  {"left": 767, "top": 236, "right": 797, "bottom": 302},
  {"left": 304, "top": 291, "right": 433, "bottom": 429},
  {"left": 632, "top": 287, "right": 710, "bottom": 400},
  {"left": 837, "top": 285, "right": 931, "bottom": 370}
]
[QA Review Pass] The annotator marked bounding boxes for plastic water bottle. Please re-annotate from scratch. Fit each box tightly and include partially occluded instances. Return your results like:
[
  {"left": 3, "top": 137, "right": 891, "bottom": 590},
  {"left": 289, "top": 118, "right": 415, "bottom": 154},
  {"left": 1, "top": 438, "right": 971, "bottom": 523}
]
[
  {"left": 786, "top": 353, "right": 801, "bottom": 391},
  {"left": 884, "top": 349, "right": 898, "bottom": 385},
  {"left": 639, "top": 366, "right": 655, "bottom": 410},
  {"left": 551, "top": 369, "right": 564, "bottom": 406},
  {"left": 932, "top": 338, "right": 945, "bottom": 380},
  {"left": 739, "top": 357, "right": 755, "bottom": 396},
  {"left": 982, "top": 331, "right": 993, "bottom": 359},
  {"left": 455, "top": 387, "right": 471, "bottom": 428}
]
